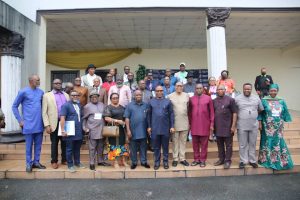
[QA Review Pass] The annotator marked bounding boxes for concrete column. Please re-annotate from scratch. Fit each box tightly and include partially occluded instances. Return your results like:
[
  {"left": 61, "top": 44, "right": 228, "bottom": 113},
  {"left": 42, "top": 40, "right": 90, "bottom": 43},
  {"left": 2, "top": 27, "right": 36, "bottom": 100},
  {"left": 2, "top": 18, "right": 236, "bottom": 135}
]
[
  {"left": 37, "top": 16, "right": 47, "bottom": 91},
  {"left": 206, "top": 8, "right": 231, "bottom": 79},
  {"left": 0, "top": 30, "right": 25, "bottom": 132},
  {"left": 1, "top": 56, "right": 22, "bottom": 131}
]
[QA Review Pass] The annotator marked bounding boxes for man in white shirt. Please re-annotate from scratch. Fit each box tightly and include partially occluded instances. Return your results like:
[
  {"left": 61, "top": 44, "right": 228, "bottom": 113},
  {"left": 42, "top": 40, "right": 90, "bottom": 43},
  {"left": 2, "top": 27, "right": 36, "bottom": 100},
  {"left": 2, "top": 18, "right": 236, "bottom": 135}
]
[
  {"left": 174, "top": 62, "right": 188, "bottom": 84},
  {"left": 81, "top": 64, "right": 102, "bottom": 87},
  {"left": 123, "top": 66, "right": 130, "bottom": 83}
]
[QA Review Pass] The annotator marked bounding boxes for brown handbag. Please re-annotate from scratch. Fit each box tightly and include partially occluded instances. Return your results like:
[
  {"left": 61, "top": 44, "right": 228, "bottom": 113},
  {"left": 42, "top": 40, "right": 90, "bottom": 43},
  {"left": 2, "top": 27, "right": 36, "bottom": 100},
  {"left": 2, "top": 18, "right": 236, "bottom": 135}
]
[{"left": 102, "top": 121, "right": 119, "bottom": 137}]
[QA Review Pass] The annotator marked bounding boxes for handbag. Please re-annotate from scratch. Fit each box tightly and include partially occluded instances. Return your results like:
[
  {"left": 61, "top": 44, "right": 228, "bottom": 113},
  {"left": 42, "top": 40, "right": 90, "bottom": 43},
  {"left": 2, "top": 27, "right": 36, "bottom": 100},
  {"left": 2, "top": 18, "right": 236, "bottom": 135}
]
[{"left": 102, "top": 121, "right": 119, "bottom": 137}]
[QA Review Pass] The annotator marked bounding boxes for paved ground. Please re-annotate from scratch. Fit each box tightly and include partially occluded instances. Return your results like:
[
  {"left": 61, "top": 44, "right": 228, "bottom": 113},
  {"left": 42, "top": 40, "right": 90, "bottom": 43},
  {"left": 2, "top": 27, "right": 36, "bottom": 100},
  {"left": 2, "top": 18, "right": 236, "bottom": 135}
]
[{"left": 0, "top": 174, "right": 300, "bottom": 200}]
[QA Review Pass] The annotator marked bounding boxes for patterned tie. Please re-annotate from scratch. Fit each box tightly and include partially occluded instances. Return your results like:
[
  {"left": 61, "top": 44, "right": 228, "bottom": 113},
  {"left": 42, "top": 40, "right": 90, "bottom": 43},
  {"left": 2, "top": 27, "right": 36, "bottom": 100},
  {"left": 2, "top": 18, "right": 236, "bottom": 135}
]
[{"left": 73, "top": 104, "right": 80, "bottom": 122}]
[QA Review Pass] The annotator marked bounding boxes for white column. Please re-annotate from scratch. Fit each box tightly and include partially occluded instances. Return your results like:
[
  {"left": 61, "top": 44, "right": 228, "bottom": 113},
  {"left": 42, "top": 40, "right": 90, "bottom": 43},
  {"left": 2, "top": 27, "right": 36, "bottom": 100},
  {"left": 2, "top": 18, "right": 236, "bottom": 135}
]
[
  {"left": 206, "top": 8, "right": 231, "bottom": 79},
  {"left": 1, "top": 56, "right": 22, "bottom": 132},
  {"left": 37, "top": 16, "right": 47, "bottom": 91}
]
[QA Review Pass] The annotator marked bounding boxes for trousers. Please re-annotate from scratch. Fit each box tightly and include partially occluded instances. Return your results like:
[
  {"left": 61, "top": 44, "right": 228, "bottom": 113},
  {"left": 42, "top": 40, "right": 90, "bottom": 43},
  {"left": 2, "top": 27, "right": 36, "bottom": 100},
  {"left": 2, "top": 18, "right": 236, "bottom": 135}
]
[
  {"left": 237, "top": 129, "right": 258, "bottom": 163},
  {"left": 24, "top": 132, "right": 43, "bottom": 166},
  {"left": 172, "top": 130, "right": 188, "bottom": 161},
  {"left": 152, "top": 134, "right": 169, "bottom": 166},
  {"left": 192, "top": 135, "right": 209, "bottom": 162}
]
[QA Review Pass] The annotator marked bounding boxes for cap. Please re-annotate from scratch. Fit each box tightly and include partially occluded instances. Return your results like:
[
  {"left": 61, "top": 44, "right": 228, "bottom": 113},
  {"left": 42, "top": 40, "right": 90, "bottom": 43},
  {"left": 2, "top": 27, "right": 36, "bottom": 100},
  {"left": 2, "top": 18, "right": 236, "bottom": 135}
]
[
  {"left": 180, "top": 62, "right": 186, "bottom": 66},
  {"left": 87, "top": 64, "right": 96, "bottom": 70},
  {"left": 89, "top": 90, "right": 100, "bottom": 97}
]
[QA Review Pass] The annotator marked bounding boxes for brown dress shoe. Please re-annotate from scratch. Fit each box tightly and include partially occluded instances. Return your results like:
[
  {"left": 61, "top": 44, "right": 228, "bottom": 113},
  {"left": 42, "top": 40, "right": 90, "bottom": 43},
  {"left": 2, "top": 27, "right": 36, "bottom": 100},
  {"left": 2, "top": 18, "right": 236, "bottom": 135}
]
[
  {"left": 51, "top": 162, "right": 58, "bottom": 169},
  {"left": 61, "top": 161, "right": 67, "bottom": 165}
]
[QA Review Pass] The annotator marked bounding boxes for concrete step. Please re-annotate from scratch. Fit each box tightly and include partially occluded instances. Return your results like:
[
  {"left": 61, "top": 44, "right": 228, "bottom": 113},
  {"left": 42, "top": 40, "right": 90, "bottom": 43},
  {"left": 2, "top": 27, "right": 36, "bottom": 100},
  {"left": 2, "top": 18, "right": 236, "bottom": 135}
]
[
  {"left": 0, "top": 155, "right": 299, "bottom": 179},
  {"left": 1, "top": 134, "right": 300, "bottom": 151},
  {"left": 39, "top": 129, "right": 300, "bottom": 144},
  {"left": 1, "top": 144, "right": 299, "bottom": 161}
]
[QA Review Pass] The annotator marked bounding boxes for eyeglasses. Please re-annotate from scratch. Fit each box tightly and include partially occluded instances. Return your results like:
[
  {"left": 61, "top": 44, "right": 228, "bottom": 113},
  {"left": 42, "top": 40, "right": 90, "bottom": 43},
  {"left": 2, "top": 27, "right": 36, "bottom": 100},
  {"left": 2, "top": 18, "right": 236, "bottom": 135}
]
[
  {"left": 71, "top": 94, "right": 79, "bottom": 97},
  {"left": 75, "top": 79, "right": 81, "bottom": 81},
  {"left": 53, "top": 83, "right": 62, "bottom": 85},
  {"left": 176, "top": 85, "right": 183, "bottom": 87},
  {"left": 111, "top": 97, "right": 119, "bottom": 99},
  {"left": 156, "top": 90, "right": 163, "bottom": 92}
]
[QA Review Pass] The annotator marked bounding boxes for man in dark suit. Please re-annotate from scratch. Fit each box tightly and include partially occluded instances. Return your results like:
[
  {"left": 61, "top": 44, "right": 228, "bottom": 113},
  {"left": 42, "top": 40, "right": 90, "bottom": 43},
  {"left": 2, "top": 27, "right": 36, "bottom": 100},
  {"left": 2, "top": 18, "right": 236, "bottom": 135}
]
[
  {"left": 254, "top": 67, "right": 273, "bottom": 98},
  {"left": 147, "top": 86, "right": 175, "bottom": 170},
  {"left": 145, "top": 72, "right": 160, "bottom": 93}
]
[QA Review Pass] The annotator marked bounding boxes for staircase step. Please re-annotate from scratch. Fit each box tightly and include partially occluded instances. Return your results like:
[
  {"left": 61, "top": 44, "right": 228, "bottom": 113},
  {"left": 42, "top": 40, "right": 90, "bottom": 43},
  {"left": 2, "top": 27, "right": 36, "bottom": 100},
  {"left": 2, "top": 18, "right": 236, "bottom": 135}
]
[
  {"left": 1, "top": 144, "right": 300, "bottom": 161},
  {"left": 1, "top": 134, "right": 299, "bottom": 151},
  {"left": 1, "top": 155, "right": 299, "bottom": 179}
]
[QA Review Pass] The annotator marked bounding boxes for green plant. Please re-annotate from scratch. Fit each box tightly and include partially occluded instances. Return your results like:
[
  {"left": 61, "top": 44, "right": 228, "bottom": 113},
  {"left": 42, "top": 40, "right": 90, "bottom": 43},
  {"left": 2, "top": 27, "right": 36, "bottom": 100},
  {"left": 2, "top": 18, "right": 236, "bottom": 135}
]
[{"left": 135, "top": 64, "right": 147, "bottom": 82}]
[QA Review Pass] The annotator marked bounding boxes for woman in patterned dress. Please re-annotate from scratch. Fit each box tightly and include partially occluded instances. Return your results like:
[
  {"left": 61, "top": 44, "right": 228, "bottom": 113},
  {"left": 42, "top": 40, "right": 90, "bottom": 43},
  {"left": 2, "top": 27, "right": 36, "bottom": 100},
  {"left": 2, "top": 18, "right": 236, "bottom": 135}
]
[{"left": 258, "top": 84, "right": 294, "bottom": 170}]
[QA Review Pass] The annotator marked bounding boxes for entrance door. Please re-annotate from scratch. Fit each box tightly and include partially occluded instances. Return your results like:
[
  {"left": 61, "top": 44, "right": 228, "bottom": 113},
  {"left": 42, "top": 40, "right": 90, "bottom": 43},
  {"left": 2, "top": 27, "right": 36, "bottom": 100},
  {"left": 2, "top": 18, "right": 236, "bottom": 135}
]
[{"left": 51, "top": 70, "right": 80, "bottom": 90}]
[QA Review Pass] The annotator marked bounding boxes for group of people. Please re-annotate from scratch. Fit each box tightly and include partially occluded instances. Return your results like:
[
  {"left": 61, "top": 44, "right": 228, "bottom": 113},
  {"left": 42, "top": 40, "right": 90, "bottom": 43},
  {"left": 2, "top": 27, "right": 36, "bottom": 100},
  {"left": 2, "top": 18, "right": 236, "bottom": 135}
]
[{"left": 10, "top": 63, "right": 294, "bottom": 173}]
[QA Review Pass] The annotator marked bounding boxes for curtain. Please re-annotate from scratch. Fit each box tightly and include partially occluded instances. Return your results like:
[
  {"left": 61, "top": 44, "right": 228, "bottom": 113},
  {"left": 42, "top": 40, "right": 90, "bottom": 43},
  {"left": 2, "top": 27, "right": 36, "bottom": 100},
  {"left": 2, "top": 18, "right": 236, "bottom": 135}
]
[{"left": 46, "top": 48, "right": 142, "bottom": 69}]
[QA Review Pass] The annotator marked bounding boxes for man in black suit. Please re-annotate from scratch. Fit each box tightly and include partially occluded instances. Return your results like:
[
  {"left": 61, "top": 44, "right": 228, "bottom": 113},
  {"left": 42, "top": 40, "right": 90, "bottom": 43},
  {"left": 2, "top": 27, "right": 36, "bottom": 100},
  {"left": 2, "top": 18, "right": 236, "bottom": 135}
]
[{"left": 254, "top": 67, "right": 273, "bottom": 98}]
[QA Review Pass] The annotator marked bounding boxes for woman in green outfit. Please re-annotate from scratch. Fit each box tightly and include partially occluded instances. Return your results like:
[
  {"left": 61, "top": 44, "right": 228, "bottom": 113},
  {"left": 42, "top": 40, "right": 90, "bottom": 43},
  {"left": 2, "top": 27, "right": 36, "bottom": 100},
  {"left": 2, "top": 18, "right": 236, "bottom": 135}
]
[{"left": 258, "top": 84, "right": 294, "bottom": 170}]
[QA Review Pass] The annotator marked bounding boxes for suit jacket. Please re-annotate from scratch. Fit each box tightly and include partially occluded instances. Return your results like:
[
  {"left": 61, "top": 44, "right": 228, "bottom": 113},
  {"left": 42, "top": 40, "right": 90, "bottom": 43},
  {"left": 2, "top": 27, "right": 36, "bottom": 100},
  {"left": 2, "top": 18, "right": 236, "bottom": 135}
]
[
  {"left": 146, "top": 79, "right": 160, "bottom": 91},
  {"left": 88, "top": 86, "right": 108, "bottom": 105},
  {"left": 254, "top": 75, "right": 273, "bottom": 91},
  {"left": 42, "top": 91, "right": 70, "bottom": 131}
]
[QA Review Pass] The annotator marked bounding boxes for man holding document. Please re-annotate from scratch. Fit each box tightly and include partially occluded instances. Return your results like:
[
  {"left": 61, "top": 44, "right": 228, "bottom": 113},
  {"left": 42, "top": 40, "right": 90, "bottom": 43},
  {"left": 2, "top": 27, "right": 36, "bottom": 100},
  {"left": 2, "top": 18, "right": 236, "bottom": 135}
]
[{"left": 60, "top": 90, "right": 85, "bottom": 172}]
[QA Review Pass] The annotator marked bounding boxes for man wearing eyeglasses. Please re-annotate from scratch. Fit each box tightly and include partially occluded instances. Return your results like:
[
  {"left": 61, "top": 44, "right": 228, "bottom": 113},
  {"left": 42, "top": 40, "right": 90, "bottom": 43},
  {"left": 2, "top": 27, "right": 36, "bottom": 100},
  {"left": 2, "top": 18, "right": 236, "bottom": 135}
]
[
  {"left": 42, "top": 79, "right": 69, "bottom": 169},
  {"left": 60, "top": 90, "right": 85, "bottom": 173},
  {"left": 168, "top": 82, "right": 190, "bottom": 167},
  {"left": 147, "top": 86, "right": 175, "bottom": 170}
]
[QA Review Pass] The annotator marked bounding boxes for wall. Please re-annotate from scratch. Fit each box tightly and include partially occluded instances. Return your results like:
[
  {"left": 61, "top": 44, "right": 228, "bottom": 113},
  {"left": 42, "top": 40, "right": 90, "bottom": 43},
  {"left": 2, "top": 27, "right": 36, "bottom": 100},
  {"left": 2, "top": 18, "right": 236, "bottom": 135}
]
[
  {"left": 0, "top": 1, "right": 40, "bottom": 88},
  {"left": 46, "top": 48, "right": 300, "bottom": 110}
]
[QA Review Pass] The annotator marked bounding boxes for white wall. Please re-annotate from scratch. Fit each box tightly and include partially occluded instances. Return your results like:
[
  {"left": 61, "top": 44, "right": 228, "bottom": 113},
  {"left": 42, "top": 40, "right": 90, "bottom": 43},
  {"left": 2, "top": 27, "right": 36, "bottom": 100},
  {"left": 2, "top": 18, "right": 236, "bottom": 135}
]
[
  {"left": 46, "top": 48, "right": 300, "bottom": 110},
  {"left": 4, "top": 0, "right": 300, "bottom": 22}
]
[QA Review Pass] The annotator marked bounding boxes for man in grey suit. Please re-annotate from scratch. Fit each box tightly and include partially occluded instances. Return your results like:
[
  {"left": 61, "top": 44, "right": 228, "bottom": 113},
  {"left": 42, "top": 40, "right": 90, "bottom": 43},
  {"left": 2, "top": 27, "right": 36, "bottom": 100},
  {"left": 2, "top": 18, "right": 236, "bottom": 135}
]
[
  {"left": 138, "top": 80, "right": 152, "bottom": 104},
  {"left": 235, "top": 83, "right": 264, "bottom": 169},
  {"left": 88, "top": 77, "right": 108, "bottom": 105},
  {"left": 83, "top": 91, "right": 110, "bottom": 170}
]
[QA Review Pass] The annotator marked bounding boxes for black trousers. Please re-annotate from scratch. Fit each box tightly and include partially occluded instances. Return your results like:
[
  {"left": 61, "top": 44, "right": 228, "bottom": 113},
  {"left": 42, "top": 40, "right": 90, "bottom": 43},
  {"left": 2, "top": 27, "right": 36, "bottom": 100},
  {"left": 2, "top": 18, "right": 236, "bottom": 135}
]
[
  {"left": 50, "top": 121, "right": 66, "bottom": 163},
  {"left": 216, "top": 136, "right": 233, "bottom": 163}
]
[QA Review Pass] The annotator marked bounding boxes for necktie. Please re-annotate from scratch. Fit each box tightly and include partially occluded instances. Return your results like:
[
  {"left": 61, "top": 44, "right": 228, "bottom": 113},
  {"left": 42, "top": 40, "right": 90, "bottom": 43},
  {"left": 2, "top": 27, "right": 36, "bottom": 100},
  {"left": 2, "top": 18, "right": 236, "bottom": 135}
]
[{"left": 73, "top": 104, "right": 80, "bottom": 122}]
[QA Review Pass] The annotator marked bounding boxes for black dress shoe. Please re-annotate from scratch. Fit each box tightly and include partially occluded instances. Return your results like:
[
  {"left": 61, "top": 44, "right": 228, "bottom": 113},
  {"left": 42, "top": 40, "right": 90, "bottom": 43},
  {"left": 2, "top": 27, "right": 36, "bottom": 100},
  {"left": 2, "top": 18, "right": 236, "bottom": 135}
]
[
  {"left": 180, "top": 160, "right": 189, "bottom": 166},
  {"left": 32, "top": 163, "right": 46, "bottom": 169},
  {"left": 172, "top": 161, "right": 178, "bottom": 167},
  {"left": 90, "top": 164, "right": 95, "bottom": 170},
  {"left": 98, "top": 162, "right": 111, "bottom": 166},
  {"left": 130, "top": 164, "right": 137, "bottom": 170},
  {"left": 224, "top": 162, "right": 231, "bottom": 169},
  {"left": 214, "top": 160, "right": 224, "bottom": 166},
  {"left": 141, "top": 163, "right": 151, "bottom": 168},
  {"left": 249, "top": 162, "right": 258, "bottom": 168},
  {"left": 239, "top": 162, "right": 245, "bottom": 169},
  {"left": 163, "top": 163, "right": 169, "bottom": 169},
  {"left": 26, "top": 165, "right": 32, "bottom": 173},
  {"left": 154, "top": 165, "right": 160, "bottom": 170}
]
